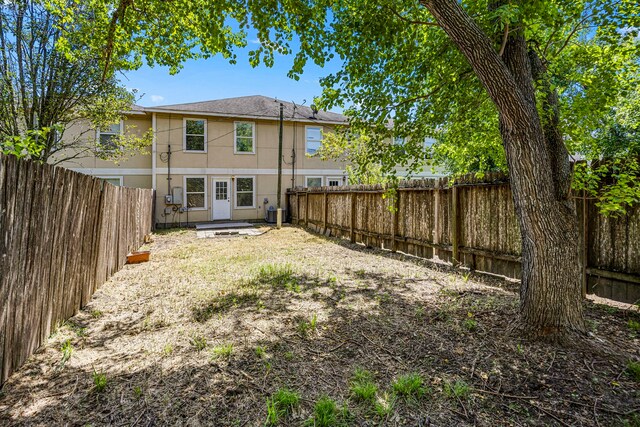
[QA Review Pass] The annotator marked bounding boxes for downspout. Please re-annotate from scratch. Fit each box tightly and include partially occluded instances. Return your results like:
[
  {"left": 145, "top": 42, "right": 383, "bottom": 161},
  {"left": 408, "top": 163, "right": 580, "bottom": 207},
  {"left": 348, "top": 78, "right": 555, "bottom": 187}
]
[{"left": 151, "top": 112, "right": 157, "bottom": 191}]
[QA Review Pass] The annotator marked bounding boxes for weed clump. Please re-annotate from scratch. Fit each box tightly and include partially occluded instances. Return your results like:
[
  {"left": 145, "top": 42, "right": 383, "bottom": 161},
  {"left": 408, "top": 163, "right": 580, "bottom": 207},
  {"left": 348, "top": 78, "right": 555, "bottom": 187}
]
[
  {"left": 392, "top": 373, "right": 427, "bottom": 399},
  {"left": 265, "top": 388, "right": 300, "bottom": 425},
  {"left": 349, "top": 368, "right": 377, "bottom": 403}
]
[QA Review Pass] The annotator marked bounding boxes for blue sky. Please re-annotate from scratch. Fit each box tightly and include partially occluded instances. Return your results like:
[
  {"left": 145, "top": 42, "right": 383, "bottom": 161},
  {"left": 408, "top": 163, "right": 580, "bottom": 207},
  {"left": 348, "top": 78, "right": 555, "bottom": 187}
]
[{"left": 120, "top": 47, "right": 344, "bottom": 111}]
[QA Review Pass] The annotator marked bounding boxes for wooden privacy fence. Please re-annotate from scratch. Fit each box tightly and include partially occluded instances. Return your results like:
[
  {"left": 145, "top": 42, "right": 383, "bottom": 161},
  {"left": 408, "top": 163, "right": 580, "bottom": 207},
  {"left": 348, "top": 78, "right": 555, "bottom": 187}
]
[
  {"left": 287, "top": 172, "right": 640, "bottom": 304},
  {"left": 0, "top": 154, "right": 153, "bottom": 385}
]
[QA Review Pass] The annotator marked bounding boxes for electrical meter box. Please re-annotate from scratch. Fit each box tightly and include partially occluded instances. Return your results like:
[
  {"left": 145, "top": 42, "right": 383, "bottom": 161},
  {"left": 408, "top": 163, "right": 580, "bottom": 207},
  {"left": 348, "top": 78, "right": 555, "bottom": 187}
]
[
  {"left": 164, "top": 194, "right": 173, "bottom": 204},
  {"left": 172, "top": 187, "right": 184, "bottom": 205}
]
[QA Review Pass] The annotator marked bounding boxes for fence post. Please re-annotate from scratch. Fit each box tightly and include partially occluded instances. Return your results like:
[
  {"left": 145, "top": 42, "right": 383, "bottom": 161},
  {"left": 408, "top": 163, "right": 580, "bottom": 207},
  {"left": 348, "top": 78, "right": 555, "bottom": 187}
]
[
  {"left": 305, "top": 191, "right": 309, "bottom": 227},
  {"left": 295, "top": 192, "right": 300, "bottom": 225},
  {"left": 451, "top": 185, "right": 460, "bottom": 265},
  {"left": 350, "top": 191, "right": 356, "bottom": 243},
  {"left": 323, "top": 190, "right": 328, "bottom": 235},
  {"left": 391, "top": 190, "right": 399, "bottom": 252}
]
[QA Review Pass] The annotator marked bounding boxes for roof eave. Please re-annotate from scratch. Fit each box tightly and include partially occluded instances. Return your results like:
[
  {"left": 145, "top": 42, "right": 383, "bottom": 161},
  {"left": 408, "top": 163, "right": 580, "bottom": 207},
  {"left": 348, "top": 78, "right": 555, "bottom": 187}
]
[{"left": 142, "top": 107, "right": 347, "bottom": 125}]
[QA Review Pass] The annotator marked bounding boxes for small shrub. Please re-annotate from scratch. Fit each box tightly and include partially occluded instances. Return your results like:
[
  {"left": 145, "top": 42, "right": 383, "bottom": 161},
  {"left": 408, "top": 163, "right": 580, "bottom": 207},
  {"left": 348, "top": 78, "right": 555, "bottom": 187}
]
[
  {"left": 211, "top": 343, "right": 234, "bottom": 360},
  {"left": 307, "top": 396, "right": 338, "bottom": 427},
  {"left": 349, "top": 368, "right": 377, "bottom": 403},
  {"left": 163, "top": 344, "right": 174, "bottom": 355},
  {"left": 627, "top": 360, "right": 640, "bottom": 381},
  {"left": 265, "top": 388, "right": 300, "bottom": 425},
  {"left": 92, "top": 370, "right": 107, "bottom": 392},
  {"left": 443, "top": 379, "right": 470, "bottom": 399},
  {"left": 628, "top": 319, "right": 640, "bottom": 332},
  {"left": 90, "top": 310, "right": 103, "bottom": 319},
  {"left": 190, "top": 336, "right": 208, "bottom": 351},
  {"left": 284, "top": 351, "right": 295, "bottom": 361},
  {"left": 392, "top": 373, "right": 427, "bottom": 398}
]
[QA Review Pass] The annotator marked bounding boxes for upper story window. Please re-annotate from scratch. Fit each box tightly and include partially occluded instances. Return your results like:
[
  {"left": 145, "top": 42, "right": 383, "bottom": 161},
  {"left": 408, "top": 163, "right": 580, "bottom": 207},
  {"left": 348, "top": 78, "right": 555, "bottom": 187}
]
[
  {"left": 234, "top": 122, "right": 255, "bottom": 154},
  {"left": 184, "top": 118, "right": 207, "bottom": 152},
  {"left": 305, "top": 126, "right": 322, "bottom": 155},
  {"left": 97, "top": 122, "right": 121, "bottom": 152}
]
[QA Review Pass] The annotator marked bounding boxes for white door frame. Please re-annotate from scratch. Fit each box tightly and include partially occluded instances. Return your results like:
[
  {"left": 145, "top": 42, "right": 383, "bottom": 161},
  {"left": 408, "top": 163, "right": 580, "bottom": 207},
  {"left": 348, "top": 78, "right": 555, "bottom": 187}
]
[{"left": 211, "top": 176, "right": 232, "bottom": 220}]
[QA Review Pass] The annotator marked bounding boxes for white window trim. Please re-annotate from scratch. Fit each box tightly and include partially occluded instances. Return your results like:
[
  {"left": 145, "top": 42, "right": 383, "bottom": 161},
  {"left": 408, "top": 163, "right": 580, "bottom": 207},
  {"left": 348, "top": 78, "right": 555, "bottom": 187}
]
[
  {"left": 305, "top": 175, "right": 324, "bottom": 188},
  {"left": 183, "top": 117, "right": 208, "bottom": 153},
  {"left": 326, "top": 176, "right": 343, "bottom": 187},
  {"left": 234, "top": 175, "right": 256, "bottom": 209},
  {"left": 96, "top": 119, "right": 124, "bottom": 151},
  {"left": 233, "top": 121, "right": 256, "bottom": 154},
  {"left": 305, "top": 125, "right": 323, "bottom": 155},
  {"left": 183, "top": 175, "right": 207, "bottom": 211},
  {"left": 96, "top": 176, "right": 123, "bottom": 186}
]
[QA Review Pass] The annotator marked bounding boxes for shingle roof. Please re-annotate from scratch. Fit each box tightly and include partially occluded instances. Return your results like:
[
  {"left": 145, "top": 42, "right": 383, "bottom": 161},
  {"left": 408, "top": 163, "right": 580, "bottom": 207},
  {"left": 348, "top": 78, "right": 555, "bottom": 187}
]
[{"left": 147, "top": 95, "right": 347, "bottom": 124}]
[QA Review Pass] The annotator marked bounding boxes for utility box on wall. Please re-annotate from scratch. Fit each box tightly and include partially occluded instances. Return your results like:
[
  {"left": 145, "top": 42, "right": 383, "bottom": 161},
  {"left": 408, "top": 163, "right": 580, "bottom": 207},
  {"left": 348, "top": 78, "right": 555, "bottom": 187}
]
[{"left": 172, "top": 187, "right": 183, "bottom": 205}]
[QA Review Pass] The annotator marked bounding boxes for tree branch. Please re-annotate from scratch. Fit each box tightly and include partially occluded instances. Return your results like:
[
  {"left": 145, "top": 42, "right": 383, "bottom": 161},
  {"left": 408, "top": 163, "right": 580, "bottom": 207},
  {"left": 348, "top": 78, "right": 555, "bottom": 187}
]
[{"left": 385, "top": 6, "right": 440, "bottom": 27}]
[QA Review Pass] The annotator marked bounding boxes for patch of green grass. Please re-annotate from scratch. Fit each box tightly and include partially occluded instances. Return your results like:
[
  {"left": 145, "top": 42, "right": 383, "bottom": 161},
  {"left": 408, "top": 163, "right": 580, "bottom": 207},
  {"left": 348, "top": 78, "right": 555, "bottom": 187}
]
[
  {"left": 60, "top": 339, "right": 73, "bottom": 366},
  {"left": 163, "top": 344, "right": 174, "bottom": 355},
  {"left": 307, "top": 396, "right": 339, "bottom": 427},
  {"left": 92, "top": 370, "right": 107, "bottom": 392},
  {"left": 297, "top": 314, "right": 318, "bottom": 336},
  {"left": 193, "top": 292, "right": 259, "bottom": 322},
  {"left": 374, "top": 392, "right": 395, "bottom": 418},
  {"left": 133, "top": 386, "right": 143, "bottom": 399},
  {"left": 627, "top": 360, "right": 640, "bottom": 381},
  {"left": 265, "top": 388, "right": 300, "bottom": 425},
  {"left": 443, "top": 379, "right": 471, "bottom": 400},
  {"left": 392, "top": 373, "right": 427, "bottom": 399},
  {"left": 414, "top": 306, "right": 426, "bottom": 319},
  {"left": 211, "top": 343, "right": 234, "bottom": 360},
  {"left": 283, "top": 351, "right": 295, "bottom": 361},
  {"left": 90, "top": 310, "right": 103, "bottom": 319},
  {"left": 190, "top": 335, "right": 208, "bottom": 351},
  {"left": 628, "top": 319, "right": 640, "bottom": 332},
  {"left": 255, "top": 346, "right": 267, "bottom": 359},
  {"left": 622, "top": 413, "right": 640, "bottom": 427},
  {"left": 255, "top": 263, "right": 300, "bottom": 292},
  {"left": 349, "top": 368, "right": 377, "bottom": 403},
  {"left": 462, "top": 312, "right": 477, "bottom": 331}
]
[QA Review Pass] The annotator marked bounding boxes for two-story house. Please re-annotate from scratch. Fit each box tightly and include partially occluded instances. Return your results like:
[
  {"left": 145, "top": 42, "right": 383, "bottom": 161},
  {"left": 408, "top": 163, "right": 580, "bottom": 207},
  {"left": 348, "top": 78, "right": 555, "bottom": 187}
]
[{"left": 58, "top": 95, "right": 445, "bottom": 227}]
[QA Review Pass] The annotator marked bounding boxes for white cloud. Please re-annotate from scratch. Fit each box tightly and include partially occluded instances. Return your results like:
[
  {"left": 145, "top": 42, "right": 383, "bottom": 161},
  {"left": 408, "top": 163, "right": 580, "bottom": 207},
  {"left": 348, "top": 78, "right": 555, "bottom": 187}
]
[{"left": 150, "top": 95, "right": 165, "bottom": 103}]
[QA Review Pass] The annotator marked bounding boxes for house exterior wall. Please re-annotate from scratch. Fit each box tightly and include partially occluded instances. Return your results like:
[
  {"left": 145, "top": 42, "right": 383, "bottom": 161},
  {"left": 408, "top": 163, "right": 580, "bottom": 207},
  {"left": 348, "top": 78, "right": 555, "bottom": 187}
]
[
  {"left": 53, "top": 106, "right": 446, "bottom": 226},
  {"left": 56, "top": 114, "right": 153, "bottom": 189}
]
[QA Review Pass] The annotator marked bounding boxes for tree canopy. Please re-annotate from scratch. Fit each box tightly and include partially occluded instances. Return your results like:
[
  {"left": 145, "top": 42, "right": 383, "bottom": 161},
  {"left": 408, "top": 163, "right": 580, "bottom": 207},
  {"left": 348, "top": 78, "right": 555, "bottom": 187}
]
[{"left": 0, "top": 0, "right": 151, "bottom": 163}]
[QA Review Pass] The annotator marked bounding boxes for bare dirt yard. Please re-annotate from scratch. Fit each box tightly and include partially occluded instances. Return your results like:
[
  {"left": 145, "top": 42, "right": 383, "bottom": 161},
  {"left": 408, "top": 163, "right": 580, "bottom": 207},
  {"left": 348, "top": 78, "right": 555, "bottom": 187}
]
[{"left": 1, "top": 226, "right": 639, "bottom": 426}]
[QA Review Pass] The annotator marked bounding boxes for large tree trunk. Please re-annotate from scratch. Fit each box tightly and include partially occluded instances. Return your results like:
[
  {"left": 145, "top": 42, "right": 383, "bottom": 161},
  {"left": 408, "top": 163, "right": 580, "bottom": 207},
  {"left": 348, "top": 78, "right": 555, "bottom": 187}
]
[{"left": 423, "top": 0, "right": 586, "bottom": 340}]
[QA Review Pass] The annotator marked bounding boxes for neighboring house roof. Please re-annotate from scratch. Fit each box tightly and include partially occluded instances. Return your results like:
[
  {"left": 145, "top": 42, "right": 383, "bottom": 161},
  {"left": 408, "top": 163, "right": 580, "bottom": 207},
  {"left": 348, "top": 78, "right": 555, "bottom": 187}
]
[
  {"left": 143, "top": 95, "right": 347, "bottom": 125},
  {"left": 124, "top": 104, "right": 148, "bottom": 116}
]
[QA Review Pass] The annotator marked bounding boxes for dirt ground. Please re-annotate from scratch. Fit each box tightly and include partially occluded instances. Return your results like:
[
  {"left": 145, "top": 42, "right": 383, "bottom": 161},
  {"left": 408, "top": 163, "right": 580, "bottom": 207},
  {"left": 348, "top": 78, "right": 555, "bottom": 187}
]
[{"left": 0, "top": 226, "right": 639, "bottom": 426}]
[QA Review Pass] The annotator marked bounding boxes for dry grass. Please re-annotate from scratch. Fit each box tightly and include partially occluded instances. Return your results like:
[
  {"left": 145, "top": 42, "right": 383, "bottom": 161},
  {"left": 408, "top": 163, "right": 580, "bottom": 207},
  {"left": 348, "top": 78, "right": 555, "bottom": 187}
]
[{"left": 0, "top": 226, "right": 639, "bottom": 426}]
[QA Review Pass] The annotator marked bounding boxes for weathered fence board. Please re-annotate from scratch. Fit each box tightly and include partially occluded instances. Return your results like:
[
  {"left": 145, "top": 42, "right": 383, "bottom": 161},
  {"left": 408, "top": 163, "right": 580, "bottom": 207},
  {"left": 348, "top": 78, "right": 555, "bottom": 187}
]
[
  {"left": 0, "top": 154, "right": 153, "bottom": 386},
  {"left": 287, "top": 173, "right": 639, "bottom": 304}
]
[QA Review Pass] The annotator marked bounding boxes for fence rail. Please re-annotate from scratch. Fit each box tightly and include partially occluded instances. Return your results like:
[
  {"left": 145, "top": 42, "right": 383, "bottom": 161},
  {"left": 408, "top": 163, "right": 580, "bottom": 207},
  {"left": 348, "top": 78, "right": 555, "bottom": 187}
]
[
  {"left": 287, "top": 172, "right": 640, "bottom": 304},
  {"left": 0, "top": 154, "right": 153, "bottom": 385}
]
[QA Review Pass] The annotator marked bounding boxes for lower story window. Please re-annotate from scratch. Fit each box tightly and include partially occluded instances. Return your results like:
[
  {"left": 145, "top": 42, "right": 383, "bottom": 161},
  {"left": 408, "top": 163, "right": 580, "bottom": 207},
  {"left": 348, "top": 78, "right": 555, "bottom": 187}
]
[
  {"left": 236, "top": 177, "right": 255, "bottom": 208},
  {"left": 306, "top": 176, "right": 323, "bottom": 188},
  {"left": 185, "top": 177, "right": 206, "bottom": 209},
  {"left": 327, "top": 177, "right": 343, "bottom": 187}
]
